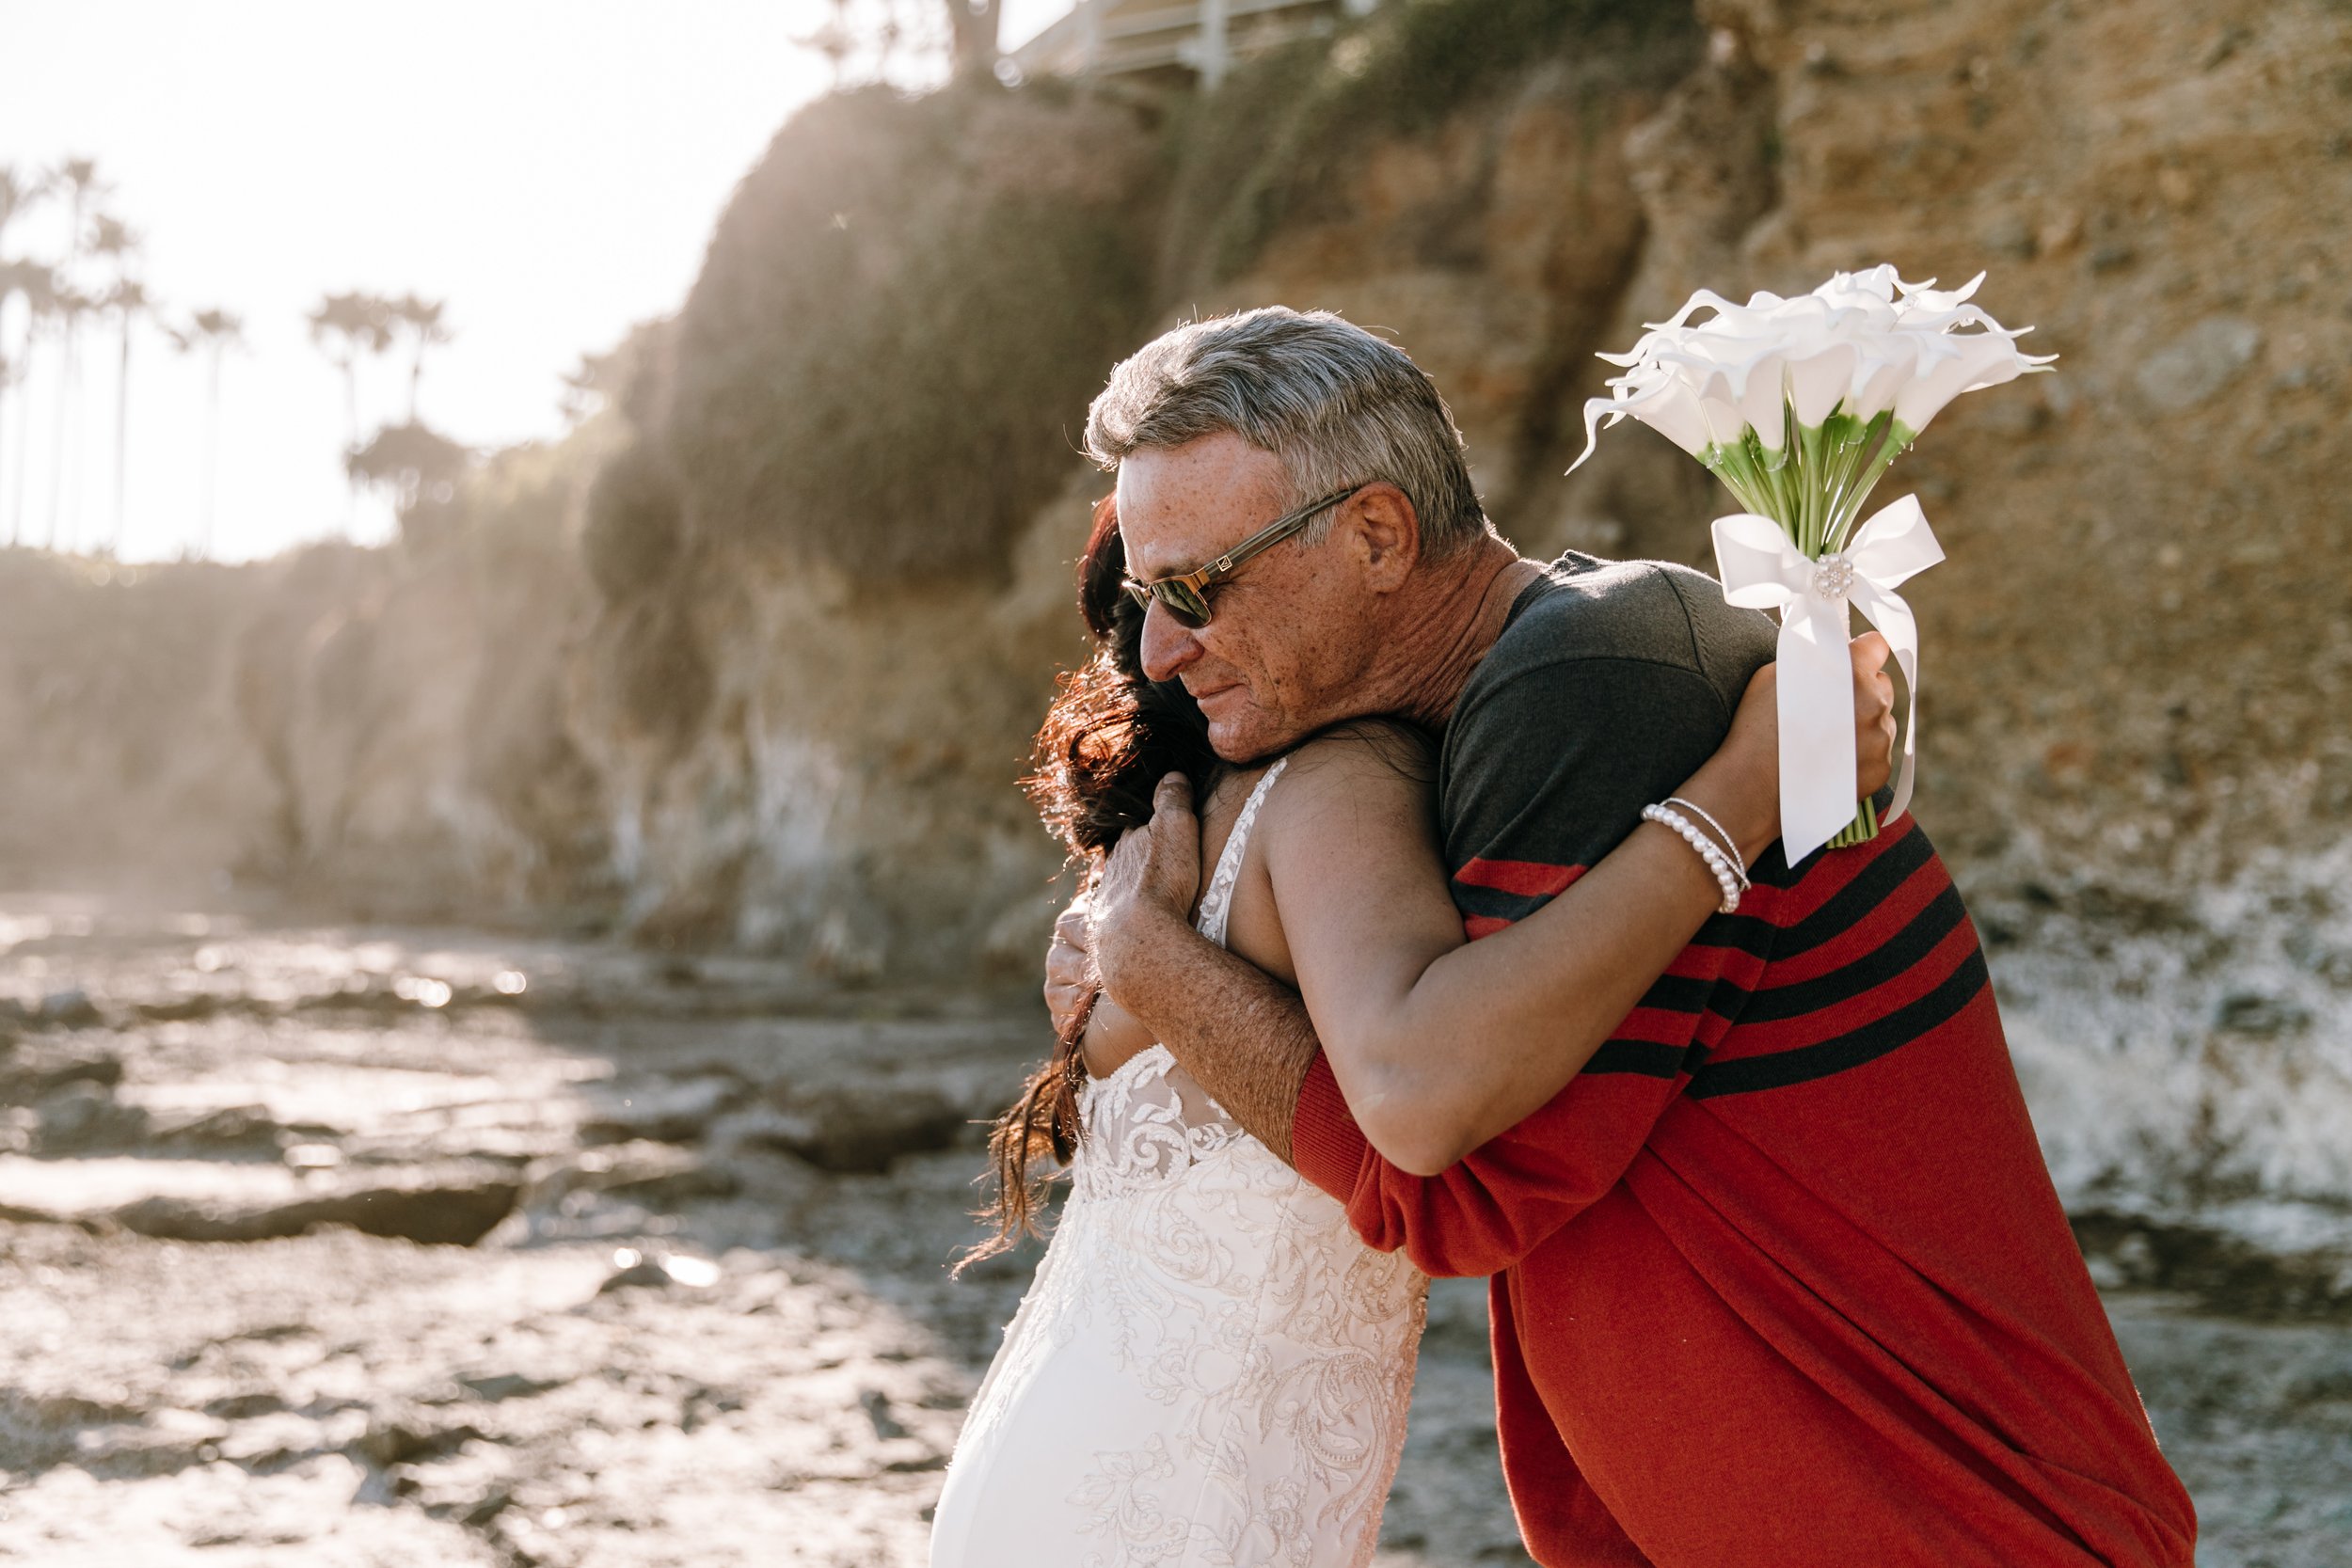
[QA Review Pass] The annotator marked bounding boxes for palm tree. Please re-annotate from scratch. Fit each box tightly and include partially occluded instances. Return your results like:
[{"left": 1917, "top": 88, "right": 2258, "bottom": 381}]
[
  {"left": 87, "top": 213, "right": 135, "bottom": 267},
  {"left": 44, "top": 158, "right": 107, "bottom": 550},
  {"left": 0, "top": 165, "right": 52, "bottom": 547},
  {"left": 168, "top": 308, "right": 244, "bottom": 559},
  {"left": 40, "top": 283, "right": 95, "bottom": 551},
  {"left": 802, "top": 0, "right": 856, "bottom": 87},
  {"left": 307, "top": 291, "right": 394, "bottom": 453},
  {"left": 99, "top": 277, "right": 150, "bottom": 556},
  {"left": 89, "top": 214, "right": 142, "bottom": 556},
  {"left": 797, "top": 0, "right": 969, "bottom": 86},
  {"left": 0, "top": 166, "right": 41, "bottom": 238},
  {"left": 0, "top": 261, "right": 55, "bottom": 548},
  {"left": 54, "top": 158, "right": 104, "bottom": 230},
  {"left": 390, "top": 293, "right": 450, "bottom": 423},
  {"left": 307, "top": 292, "right": 395, "bottom": 533}
]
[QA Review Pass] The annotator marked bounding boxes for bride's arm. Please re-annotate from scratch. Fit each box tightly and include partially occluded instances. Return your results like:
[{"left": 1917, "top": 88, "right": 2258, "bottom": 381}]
[
  {"left": 1079, "top": 994, "right": 1158, "bottom": 1072},
  {"left": 1260, "top": 708, "right": 1750, "bottom": 1176},
  {"left": 1095, "top": 637, "right": 1894, "bottom": 1178}
]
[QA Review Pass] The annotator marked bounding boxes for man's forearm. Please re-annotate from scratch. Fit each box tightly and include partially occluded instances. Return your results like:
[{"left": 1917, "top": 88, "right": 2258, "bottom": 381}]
[{"left": 1101, "top": 911, "right": 1319, "bottom": 1165}]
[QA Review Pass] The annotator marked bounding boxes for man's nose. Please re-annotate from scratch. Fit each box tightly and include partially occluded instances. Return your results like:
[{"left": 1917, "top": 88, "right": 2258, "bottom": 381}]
[{"left": 1139, "top": 600, "right": 1201, "bottom": 683}]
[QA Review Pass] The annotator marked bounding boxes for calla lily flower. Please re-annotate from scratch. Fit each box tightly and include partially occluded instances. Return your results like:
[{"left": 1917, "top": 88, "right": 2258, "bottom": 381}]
[
  {"left": 1845, "top": 346, "right": 1916, "bottom": 423},
  {"left": 1657, "top": 347, "right": 1790, "bottom": 452},
  {"left": 1893, "top": 271, "right": 1985, "bottom": 316},
  {"left": 1787, "top": 343, "right": 1858, "bottom": 428},
  {"left": 1892, "top": 327, "right": 2057, "bottom": 431},
  {"left": 1578, "top": 371, "right": 1706, "bottom": 463}
]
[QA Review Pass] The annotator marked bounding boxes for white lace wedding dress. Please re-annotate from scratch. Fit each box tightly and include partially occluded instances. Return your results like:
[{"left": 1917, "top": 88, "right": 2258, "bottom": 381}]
[{"left": 930, "top": 760, "right": 1429, "bottom": 1568}]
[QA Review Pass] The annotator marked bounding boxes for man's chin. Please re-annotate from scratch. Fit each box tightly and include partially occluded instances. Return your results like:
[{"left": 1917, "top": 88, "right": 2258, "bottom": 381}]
[{"left": 1206, "top": 711, "right": 1295, "bottom": 765}]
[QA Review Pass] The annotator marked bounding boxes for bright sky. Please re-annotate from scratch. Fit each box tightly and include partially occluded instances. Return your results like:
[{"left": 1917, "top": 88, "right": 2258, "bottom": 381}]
[{"left": 0, "top": 0, "right": 1063, "bottom": 562}]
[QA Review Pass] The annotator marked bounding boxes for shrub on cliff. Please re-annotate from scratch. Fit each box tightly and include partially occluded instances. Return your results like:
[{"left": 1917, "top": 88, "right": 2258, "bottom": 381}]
[
  {"left": 1162, "top": 0, "right": 1702, "bottom": 288},
  {"left": 663, "top": 82, "right": 1157, "bottom": 583},
  {"left": 582, "top": 439, "right": 686, "bottom": 602}
]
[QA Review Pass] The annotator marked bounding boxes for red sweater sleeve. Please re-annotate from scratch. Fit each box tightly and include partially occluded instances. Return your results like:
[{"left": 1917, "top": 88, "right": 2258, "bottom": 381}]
[{"left": 1292, "top": 1048, "right": 1687, "bottom": 1278}]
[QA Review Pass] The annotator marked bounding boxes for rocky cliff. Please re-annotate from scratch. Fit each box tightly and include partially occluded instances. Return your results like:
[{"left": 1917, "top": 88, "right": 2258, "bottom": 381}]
[{"left": 8, "top": 0, "right": 2348, "bottom": 1243}]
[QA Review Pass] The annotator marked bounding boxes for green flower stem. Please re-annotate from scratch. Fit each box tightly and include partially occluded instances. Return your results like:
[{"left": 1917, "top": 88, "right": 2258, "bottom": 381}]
[
  {"left": 1747, "top": 429, "right": 1794, "bottom": 526},
  {"left": 1705, "top": 441, "right": 1775, "bottom": 519},
  {"left": 1827, "top": 794, "right": 1880, "bottom": 850},
  {"left": 1793, "top": 420, "right": 1822, "bottom": 554},
  {"left": 1710, "top": 406, "right": 1914, "bottom": 558},
  {"left": 1828, "top": 418, "right": 1916, "bottom": 548},
  {"left": 1769, "top": 446, "right": 1799, "bottom": 528},
  {"left": 1812, "top": 411, "right": 1877, "bottom": 554}
]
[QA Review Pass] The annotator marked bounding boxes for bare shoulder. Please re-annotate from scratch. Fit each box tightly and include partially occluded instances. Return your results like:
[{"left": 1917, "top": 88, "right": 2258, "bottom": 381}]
[
  {"left": 1224, "top": 722, "right": 1445, "bottom": 984},
  {"left": 1257, "top": 720, "right": 1438, "bottom": 833}
]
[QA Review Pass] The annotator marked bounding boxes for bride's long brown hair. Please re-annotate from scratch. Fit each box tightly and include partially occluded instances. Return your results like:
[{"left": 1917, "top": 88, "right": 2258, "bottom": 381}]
[{"left": 961, "top": 496, "right": 1221, "bottom": 1268}]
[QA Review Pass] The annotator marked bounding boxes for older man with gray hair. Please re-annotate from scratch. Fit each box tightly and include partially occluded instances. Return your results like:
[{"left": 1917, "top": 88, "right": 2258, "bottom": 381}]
[{"left": 1058, "top": 307, "right": 2195, "bottom": 1565}]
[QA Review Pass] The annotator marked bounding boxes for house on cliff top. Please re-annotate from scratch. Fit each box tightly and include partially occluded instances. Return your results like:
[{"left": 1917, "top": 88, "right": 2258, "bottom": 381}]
[{"left": 1011, "top": 0, "right": 1377, "bottom": 90}]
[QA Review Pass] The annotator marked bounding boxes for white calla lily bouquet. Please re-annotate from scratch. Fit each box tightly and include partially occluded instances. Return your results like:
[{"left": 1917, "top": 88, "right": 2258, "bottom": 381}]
[{"left": 1571, "top": 264, "right": 2055, "bottom": 862}]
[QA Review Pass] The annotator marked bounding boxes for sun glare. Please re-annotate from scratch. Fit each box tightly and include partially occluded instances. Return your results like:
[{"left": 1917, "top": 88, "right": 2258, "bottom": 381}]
[{"left": 0, "top": 0, "right": 1055, "bottom": 563}]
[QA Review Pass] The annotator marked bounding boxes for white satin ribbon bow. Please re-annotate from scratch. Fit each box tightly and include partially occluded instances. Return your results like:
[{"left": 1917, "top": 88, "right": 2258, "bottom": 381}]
[{"left": 1709, "top": 494, "right": 1944, "bottom": 864}]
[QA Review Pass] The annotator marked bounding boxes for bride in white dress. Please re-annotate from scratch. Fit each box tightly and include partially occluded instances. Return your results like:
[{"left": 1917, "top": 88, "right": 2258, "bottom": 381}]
[{"left": 930, "top": 752, "right": 1428, "bottom": 1568}]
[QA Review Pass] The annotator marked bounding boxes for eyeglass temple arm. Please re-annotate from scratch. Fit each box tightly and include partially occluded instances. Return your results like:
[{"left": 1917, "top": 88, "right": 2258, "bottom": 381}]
[
  {"left": 1182, "top": 489, "right": 1354, "bottom": 586},
  {"left": 1140, "top": 487, "right": 1359, "bottom": 593}
]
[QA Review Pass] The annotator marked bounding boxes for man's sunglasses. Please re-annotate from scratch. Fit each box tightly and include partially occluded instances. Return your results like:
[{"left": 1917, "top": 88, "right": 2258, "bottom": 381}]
[{"left": 1120, "top": 485, "right": 1362, "bottom": 629}]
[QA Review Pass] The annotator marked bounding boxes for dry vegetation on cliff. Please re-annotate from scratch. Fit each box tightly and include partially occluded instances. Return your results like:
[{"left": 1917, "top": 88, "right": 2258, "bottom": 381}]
[
  {"left": 664, "top": 83, "right": 1159, "bottom": 583},
  {"left": 1158, "top": 0, "right": 1703, "bottom": 289}
]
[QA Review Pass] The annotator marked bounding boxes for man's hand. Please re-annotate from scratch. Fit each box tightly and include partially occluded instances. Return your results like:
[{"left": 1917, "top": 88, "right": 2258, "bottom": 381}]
[
  {"left": 1090, "top": 773, "right": 1204, "bottom": 996},
  {"left": 1044, "top": 896, "right": 1097, "bottom": 1043}
]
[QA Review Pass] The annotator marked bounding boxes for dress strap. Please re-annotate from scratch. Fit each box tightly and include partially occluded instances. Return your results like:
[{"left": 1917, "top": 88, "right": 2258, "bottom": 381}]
[{"left": 1195, "top": 757, "right": 1288, "bottom": 949}]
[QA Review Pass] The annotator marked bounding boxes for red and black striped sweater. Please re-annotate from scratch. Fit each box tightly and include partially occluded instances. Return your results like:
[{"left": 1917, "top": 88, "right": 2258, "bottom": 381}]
[{"left": 1289, "top": 554, "right": 2196, "bottom": 1567}]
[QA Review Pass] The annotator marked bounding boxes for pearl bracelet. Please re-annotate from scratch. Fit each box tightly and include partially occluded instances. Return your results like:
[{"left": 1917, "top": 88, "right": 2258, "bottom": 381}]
[
  {"left": 1662, "top": 796, "right": 1749, "bottom": 890},
  {"left": 1642, "top": 803, "right": 1743, "bottom": 914}
]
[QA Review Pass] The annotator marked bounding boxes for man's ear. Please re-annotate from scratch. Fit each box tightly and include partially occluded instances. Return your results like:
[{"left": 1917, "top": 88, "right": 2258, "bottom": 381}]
[{"left": 1346, "top": 483, "right": 1422, "bottom": 593}]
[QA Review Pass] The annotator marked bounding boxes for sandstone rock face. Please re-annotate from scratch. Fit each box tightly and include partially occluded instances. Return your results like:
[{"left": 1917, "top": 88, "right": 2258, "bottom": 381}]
[{"left": 564, "top": 489, "right": 1096, "bottom": 974}]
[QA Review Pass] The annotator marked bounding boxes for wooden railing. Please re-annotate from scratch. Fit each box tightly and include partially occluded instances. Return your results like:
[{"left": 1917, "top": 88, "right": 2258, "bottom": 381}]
[{"left": 1012, "top": 0, "right": 1376, "bottom": 89}]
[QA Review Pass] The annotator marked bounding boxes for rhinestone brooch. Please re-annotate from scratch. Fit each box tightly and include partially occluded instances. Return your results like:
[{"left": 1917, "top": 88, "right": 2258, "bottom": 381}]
[{"left": 1810, "top": 553, "right": 1856, "bottom": 600}]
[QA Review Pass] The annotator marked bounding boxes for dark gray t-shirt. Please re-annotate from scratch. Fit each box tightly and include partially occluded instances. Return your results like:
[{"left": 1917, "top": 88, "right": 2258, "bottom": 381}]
[{"left": 1439, "top": 551, "right": 1778, "bottom": 929}]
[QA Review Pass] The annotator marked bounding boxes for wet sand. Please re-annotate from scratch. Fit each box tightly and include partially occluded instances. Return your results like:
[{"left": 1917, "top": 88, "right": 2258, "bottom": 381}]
[{"left": 0, "top": 895, "right": 2344, "bottom": 1565}]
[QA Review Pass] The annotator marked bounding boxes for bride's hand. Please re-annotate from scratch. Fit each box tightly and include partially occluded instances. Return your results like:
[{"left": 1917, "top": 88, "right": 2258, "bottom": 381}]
[
  {"left": 1685, "top": 633, "right": 1898, "bottom": 865},
  {"left": 1091, "top": 773, "right": 1203, "bottom": 997},
  {"left": 1044, "top": 896, "right": 1098, "bottom": 1043},
  {"left": 1851, "top": 630, "right": 1899, "bottom": 797}
]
